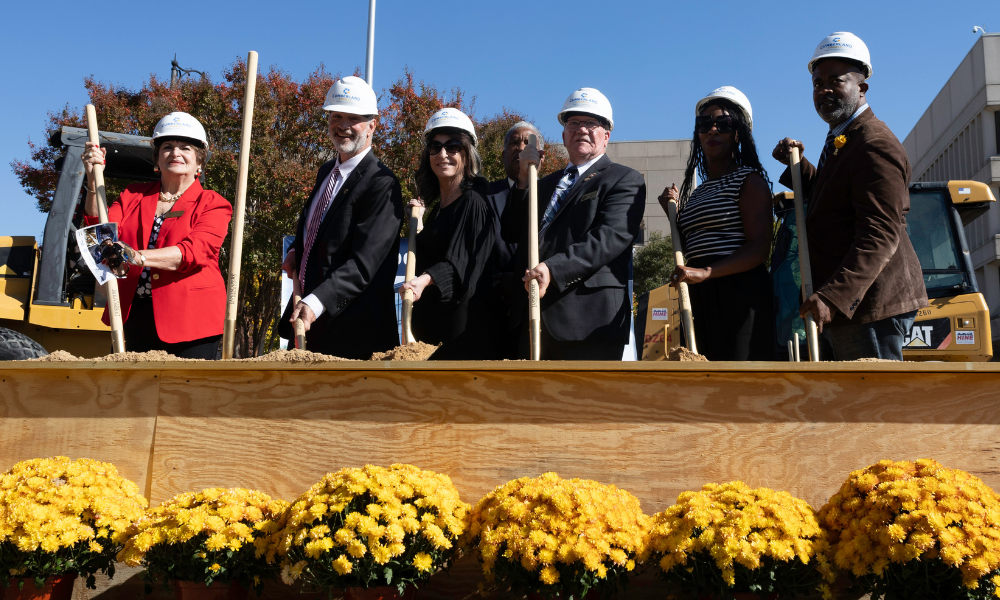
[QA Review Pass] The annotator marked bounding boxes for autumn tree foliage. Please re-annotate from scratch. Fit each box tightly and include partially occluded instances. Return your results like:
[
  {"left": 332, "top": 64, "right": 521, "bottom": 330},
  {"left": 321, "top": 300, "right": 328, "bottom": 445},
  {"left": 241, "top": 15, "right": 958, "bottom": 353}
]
[{"left": 11, "top": 60, "right": 555, "bottom": 356}]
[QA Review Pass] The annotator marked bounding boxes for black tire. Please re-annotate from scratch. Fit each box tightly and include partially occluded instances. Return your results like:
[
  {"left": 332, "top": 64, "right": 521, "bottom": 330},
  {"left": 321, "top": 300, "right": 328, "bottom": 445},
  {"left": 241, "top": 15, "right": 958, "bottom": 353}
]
[{"left": 0, "top": 327, "right": 48, "bottom": 360}]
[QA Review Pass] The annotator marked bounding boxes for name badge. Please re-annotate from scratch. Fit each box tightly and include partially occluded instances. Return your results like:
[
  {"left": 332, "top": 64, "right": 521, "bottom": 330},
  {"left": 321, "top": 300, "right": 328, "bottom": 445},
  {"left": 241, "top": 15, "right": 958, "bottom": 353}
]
[
  {"left": 161, "top": 210, "right": 184, "bottom": 219},
  {"left": 580, "top": 191, "right": 599, "bottom": 201}
]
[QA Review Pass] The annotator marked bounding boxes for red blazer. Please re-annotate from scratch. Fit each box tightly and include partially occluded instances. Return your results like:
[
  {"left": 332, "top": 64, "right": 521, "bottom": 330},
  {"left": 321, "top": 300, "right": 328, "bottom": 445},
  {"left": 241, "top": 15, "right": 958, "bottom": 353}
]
[{"left": 84, "top": 180, "right": 233, "bottom": 343}]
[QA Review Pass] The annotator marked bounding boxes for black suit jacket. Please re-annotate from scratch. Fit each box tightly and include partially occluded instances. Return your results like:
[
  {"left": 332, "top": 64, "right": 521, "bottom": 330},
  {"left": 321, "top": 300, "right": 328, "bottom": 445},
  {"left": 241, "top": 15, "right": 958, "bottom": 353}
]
[
  {"left": 485, "top": 178, "right": 517, "bottom": 274},
  {"left": 279, "top": 151, "right": 404, "bottom": 358},
  {"left": 501, "top": 155, "right": 645, "bottom": 342}
]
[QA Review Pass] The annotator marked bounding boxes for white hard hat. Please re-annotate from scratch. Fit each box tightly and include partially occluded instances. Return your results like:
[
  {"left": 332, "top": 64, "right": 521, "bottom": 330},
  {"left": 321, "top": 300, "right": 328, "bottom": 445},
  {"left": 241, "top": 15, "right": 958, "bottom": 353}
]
[
  {"left": 323, "top": 76, "right": 378, "bottom": 115},
  {"left": 808, "top": 32, "right": 873, "bottom": 79},
  {"left": 150, "top": 112, "right": 209, "bottom": 149},
  {"left": 557, "top": 87, "right": 614, "bottom": 132},
  {"left": 424, "top": 108, "right": 478, "bottom": 145},
  {"left": 695, "top": 86, "right": 754, "bottom": 131}
]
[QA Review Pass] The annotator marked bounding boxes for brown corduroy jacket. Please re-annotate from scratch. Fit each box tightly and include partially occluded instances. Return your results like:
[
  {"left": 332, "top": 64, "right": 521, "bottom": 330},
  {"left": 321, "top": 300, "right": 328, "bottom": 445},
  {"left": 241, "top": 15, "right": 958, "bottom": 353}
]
[{"left": 779, "top": 109, "right": 928, "bottom": 324}]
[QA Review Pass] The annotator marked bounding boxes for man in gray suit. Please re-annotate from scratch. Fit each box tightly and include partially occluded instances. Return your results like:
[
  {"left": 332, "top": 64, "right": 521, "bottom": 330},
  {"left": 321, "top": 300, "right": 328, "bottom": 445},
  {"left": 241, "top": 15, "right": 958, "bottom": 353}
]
[{"left": 502, "top": 88, "right": 645, "bottom": 360}]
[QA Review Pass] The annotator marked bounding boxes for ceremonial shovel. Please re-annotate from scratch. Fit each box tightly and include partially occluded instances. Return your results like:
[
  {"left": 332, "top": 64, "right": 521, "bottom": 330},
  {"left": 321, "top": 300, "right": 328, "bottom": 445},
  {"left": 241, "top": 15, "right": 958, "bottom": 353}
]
[
  {"left": 526, "top": 134, "right": 542, "bottom": 361},
  {"left": 666, "top": 197, "right": 698, "bottom": 354},
  {"left": 222, "top": 51, "right": 259, "bottom": 359},
  {"left": 789, "top": 147, "right": 821, "bottom": 362},
  {"left": 85, "top": 104, "right": 126, "bottom": 354},
  {"left": 401, "top": 202, "right": 420, "bottom": 344}
]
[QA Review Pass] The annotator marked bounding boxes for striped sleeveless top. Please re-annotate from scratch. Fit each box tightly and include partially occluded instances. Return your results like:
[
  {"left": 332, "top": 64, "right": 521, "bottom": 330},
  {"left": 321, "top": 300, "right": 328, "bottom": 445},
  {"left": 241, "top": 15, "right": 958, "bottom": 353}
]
[{"left": 676, "top": 166, "right": 753, "bottom": 262}]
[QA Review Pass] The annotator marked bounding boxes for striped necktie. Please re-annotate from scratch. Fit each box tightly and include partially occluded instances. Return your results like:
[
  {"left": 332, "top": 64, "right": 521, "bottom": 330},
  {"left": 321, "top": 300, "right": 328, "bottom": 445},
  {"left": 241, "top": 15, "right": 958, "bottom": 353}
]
[
  {"left": 299, "top": 166, "right": 340, "bottom": 290},
  {"left": 540, "top": 166, "right": 578, "bottom": 232},
  {"left": 815, "top": 130, "right": 836, "bottom": 175}
]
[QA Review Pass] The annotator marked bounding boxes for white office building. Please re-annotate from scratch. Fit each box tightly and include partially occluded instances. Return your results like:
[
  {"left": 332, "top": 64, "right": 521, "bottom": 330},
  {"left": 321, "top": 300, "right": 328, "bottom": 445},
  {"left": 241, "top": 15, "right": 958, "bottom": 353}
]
[{"left": 605, "top": 140, "right": 691, "bottom": 245}]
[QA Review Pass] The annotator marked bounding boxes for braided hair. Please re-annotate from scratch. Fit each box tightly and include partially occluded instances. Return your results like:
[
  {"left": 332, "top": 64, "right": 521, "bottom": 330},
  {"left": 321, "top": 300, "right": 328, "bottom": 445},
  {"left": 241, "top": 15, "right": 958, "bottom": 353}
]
[{"left": 677, "top": 98, "right": 772, "bottom": 210}]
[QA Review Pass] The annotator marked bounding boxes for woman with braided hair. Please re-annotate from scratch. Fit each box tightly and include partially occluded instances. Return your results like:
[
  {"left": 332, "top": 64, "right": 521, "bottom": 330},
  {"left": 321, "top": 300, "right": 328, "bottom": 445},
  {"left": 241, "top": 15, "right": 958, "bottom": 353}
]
[{"left": 657, "top": 86, "right": 775, "bottom": 360}]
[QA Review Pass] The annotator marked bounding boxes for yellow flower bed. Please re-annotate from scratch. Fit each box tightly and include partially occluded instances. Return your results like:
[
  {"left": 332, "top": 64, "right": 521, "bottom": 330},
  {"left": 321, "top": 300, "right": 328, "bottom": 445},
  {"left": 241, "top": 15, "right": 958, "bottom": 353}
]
[
  {"left": 0, "top": 456, "right": 147, "bottom": 588},
  {"left": 464, "top": 472, "right": 651, "bottom": 599},
  {"left": 818, "top": 459, "right": 1000, "bottom": 599},
  {"left": 118, "top": 487, "right": 288, "bottom": 591},
  {"left": 650, "top": 481, "right": 830, "bottom": 599},
  {"left": 271, "top": 464, "right": 469, "bottom": 592}
]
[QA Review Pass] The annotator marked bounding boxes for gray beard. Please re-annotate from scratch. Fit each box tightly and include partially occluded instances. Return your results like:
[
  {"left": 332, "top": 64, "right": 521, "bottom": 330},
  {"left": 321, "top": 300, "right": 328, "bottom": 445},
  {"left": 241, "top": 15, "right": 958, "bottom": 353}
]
[
  {"left": 816, "top": 95, "right": 859, "bottom": 125},
  {"left": 332, "top": 131, "right": 367, "bottom": 155}
]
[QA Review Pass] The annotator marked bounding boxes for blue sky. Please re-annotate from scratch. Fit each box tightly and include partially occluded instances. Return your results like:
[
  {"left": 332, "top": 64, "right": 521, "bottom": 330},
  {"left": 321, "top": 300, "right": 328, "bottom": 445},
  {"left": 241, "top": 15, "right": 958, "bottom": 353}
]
[{"left": 0, "top": 0, "right": 994, "bottom": 239}]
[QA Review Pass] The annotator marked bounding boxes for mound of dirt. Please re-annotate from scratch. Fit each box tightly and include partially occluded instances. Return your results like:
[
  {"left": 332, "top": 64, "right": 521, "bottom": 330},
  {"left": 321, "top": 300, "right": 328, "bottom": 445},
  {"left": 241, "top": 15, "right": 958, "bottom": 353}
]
[
  {"left": 239, "top": 349, "right": 352, "bottom": 363},
  {"left": 26, "top": 350, "right": 81, "bottom": 362},
  {"left": 27, "top": 349, "right": 202, "bottom": 362},
  {"left": 370, "top": 342, "right": 439, "bottom": 361},
  {"left": 667, "top": 346, "right": 709, "bottom": 362},
  {"left": 97, "top": 350, "right": 202, "bottom": 362},
  {"left": 849, "top": 357, "right": 900, "bottom": 362}
]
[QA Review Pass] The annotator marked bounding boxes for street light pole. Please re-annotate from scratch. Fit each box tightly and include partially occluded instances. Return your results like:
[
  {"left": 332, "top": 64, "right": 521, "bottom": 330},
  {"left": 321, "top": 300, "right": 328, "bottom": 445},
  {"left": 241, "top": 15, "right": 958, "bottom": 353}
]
[{"left": 365, "top": 0, "right": 376, "bottom": 86}]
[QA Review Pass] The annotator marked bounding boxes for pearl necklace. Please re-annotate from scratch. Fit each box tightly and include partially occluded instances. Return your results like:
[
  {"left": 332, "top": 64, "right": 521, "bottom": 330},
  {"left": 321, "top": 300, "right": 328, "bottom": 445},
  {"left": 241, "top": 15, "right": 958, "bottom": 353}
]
[{"left": 159, "top": 190, "right": 183, "bottom": 203}]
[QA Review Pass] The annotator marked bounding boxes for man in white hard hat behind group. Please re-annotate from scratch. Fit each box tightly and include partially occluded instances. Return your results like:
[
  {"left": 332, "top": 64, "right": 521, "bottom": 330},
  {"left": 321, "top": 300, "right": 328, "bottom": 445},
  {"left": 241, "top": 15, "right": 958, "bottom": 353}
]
[
  {"left": 772, "top": 32, "right": 928, "bottom": 360},
  {"left": 279, "top": 75, "right": 404, "bottom": 359},
  {"left": 486, "top": 121, "right": 544, "bottom": 358},
  {"left": 501, "top": 88, "right": 645, "bottom": 360}
]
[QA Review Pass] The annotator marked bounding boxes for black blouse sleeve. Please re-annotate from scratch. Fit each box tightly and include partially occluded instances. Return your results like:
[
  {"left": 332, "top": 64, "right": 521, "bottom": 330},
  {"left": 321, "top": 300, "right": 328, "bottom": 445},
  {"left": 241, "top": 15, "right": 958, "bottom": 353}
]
[{"left": 422, "top": 191, "right": 495, "bottom": 304}]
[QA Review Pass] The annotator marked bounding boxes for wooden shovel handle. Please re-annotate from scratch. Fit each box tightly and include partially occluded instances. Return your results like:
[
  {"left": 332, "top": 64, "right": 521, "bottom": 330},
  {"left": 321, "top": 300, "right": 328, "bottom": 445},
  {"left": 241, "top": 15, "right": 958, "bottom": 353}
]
[{"left": 85, "top": 104, "right": 125, "bottom": 354}]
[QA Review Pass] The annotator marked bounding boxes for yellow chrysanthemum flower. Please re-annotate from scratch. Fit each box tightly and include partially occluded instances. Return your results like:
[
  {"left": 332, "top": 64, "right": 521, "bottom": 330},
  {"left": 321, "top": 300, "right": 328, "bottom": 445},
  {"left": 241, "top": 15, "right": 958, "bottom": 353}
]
[
  {"left": 116, "top": 487, "right": 288, "bottom": 589},
  {"left": 464, "top": 472, "right": 650, "bottom": 593},
  {"left": 0, "top": 456, "right": 147, "bottom": 580},
  {"left": 819, "top": 459, "right": 1000, "bottom": 593},
  {"left": 413, "top": 552, "right": 434, "bottom": 573},
  {"left": 650, "top": 481, "right": 828, "bottom": 597},
  {"left": 271, "top": 465, "right": 469, "bottom": 587}
]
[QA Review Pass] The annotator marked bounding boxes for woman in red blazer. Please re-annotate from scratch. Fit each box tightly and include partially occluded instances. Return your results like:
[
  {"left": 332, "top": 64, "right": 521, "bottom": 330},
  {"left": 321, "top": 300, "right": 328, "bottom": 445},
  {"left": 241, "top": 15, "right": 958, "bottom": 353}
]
[{"left": 82, "top": 112, "right": 232, "bottom": 358}]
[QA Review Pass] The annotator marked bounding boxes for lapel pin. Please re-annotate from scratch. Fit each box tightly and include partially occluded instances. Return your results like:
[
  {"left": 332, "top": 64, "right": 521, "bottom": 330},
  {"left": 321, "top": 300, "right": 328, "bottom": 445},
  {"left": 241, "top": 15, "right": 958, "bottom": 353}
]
[{"left": 833, "top": 134, "right": 848, "bottom": 156}]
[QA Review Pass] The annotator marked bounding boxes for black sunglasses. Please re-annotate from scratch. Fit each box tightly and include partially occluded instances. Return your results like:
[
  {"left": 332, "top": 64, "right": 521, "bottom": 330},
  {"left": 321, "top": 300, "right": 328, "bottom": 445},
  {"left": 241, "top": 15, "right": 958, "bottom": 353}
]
[
  {"left": 428, "top": 140, "right": 463, "bottom": 156},
  {"left": 695, "top": 115, "right": 735, "bottom": 134}
]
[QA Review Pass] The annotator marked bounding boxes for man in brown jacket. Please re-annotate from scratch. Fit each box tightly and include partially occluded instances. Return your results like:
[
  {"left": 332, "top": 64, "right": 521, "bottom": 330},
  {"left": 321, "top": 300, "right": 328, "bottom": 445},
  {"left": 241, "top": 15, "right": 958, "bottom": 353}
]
[{"left": 773, "top": 32, "right": 928, "bottom": 360}]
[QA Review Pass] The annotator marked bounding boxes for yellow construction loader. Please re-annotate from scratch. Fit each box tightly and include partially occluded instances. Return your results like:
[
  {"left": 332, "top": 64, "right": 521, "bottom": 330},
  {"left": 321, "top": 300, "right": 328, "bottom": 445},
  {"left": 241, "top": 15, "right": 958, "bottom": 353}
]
[
  {"left": 639, "top": 180, "right": 995, "bottom": 361},
  {"left": 0, "top": 126, "right": 157, "bottom": 359}
]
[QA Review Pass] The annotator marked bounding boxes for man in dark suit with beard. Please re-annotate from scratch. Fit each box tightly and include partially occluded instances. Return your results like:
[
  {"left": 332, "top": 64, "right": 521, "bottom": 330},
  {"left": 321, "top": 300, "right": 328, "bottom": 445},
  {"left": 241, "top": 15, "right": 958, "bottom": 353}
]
[
  {"left": 279, "top": 76, "right": 403, "bottom": 359},
  {"left": 502, "top": 87, "right": 645, "bottom": 360}
]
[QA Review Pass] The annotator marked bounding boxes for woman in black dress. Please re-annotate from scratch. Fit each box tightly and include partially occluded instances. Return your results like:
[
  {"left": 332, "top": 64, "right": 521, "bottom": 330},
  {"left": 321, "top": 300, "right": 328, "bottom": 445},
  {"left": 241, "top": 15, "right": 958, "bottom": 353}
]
[
  {"left": 398, "top": 108, "right": 499, "bottom": 360},
  {"left": 657, "top": 86, "right": 775, "bottom": 361}
]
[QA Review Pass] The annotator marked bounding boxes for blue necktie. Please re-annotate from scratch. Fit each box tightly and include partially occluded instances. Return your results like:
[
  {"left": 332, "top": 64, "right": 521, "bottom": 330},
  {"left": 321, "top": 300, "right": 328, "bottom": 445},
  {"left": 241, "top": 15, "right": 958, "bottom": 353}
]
[
  {"left": 540, "top": 166, "right": 578, "bottom": 232},
  {"left": 815, "top": 130, "right": 836, "bottom": 175}
]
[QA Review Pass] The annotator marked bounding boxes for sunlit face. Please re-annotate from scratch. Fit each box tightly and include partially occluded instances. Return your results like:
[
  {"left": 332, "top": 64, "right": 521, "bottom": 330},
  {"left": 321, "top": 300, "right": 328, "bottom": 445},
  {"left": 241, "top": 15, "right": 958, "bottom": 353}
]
[
  {"left": 157, "top": 140, "right": 201, "bottom": 178},
  {"left": 697, "top": 105, "right": 737, "bottom": 163},
  {"left": 561, "top": 114, "right": 609, "bottom": 164},
  {"left": 812, "top": 59, "right": 866, "bottom": 125},
  {"left": 327, "top": 111, "right": 376, "bottom": 155},
  {"left": 429, "top": 133, "right": 465, "bottom": 181}
]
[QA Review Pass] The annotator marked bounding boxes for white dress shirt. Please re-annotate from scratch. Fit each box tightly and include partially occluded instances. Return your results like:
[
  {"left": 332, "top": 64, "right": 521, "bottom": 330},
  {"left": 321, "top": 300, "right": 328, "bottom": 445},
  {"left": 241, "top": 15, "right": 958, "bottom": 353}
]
[
  {"left": 570, "top": 153, "right": 604, "bottom": 180},
  {"left": 301, "top": 146, "right": 372, "bottom": 317}
]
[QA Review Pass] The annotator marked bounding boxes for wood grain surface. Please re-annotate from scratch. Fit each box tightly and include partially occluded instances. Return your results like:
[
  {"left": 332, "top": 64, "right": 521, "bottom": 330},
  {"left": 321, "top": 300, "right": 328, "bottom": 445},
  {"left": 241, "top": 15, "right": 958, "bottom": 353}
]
[
  {"left": 2, "top": 361, "right": 998, "bottom": 600},
  {"left": 0, "top": 369, "right": 158, "bottom": 491}
]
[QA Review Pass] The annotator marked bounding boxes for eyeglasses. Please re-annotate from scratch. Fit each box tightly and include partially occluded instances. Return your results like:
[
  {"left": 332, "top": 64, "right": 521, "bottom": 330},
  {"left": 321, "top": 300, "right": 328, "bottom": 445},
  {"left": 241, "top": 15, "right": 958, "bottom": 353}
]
[
  {"left": 695, "top": 115, "right": 734, "bottom": 134},
  {"left": 564, "top": 119, "right": 604, "bottom": 132},
  {"left": 428, "top": 140, "right": 463, "bottom": 156}
]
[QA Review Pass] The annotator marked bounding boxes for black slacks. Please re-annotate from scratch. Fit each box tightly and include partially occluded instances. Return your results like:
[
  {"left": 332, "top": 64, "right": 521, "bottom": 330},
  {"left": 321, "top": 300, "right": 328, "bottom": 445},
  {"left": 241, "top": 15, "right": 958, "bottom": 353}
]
[
  {"left": 685, "top": 259, "right": 775, "bottom": 361},
  {"left": 517, "top": 323, "right": 623, "bottom": 361},
  {"left": 124, "top": 297, "right": 221, "bottom": 359}
]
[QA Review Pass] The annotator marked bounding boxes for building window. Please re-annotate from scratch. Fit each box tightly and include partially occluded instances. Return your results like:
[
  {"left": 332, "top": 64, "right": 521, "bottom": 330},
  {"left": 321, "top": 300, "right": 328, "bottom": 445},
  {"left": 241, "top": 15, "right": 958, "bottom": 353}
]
[
  {"left": 636, "top": 220, "right": 646, "bottom": 246},
  {"left": 995, "top": 110, "right": 1000, "bottom": 157}
]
